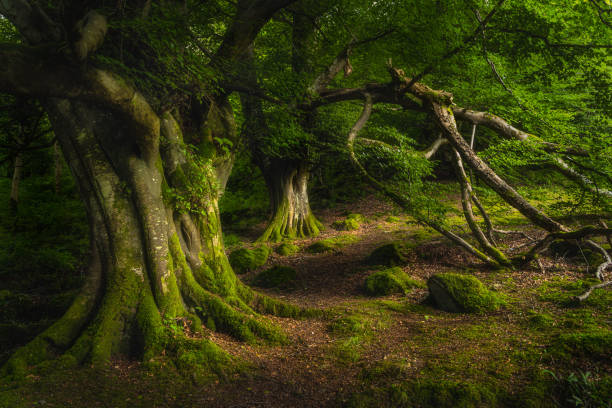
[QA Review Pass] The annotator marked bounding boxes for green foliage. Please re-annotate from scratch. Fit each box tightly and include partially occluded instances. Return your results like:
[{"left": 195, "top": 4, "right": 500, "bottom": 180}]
[
  {"left": 427, "top": 273, "right": 506, "bottom": 313},
  {"left": 227, "top": 246, "right": 271, "bottom": 274},
  {"left": 163, "top": 145, "right": 217, "bottom": 216},
  {"left": 252, "top": 266, "right": 297, "bottom": 289},
  {"left": 364, "top": 267, "right": 425, "bottom": 296},
  {"left": 545, "top": 370, "right": 612, "bottom": 408},
  {"left": 220, "top": 154, "right": 269, "bottom": 230}
]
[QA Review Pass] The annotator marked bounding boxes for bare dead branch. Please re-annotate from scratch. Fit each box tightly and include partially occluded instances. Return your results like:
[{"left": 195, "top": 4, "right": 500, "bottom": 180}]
[
  {"left": 576, "top": 281, "right": 612, "bottom": 302},
  {"left": 423, "top": 133, "right": 448, "bottom": 159},
  {"left": 345, "top": 94, "right": 498, "bottom": 266},
  {"left": 451, "top": 148, "right": 510, "bottom": 265}
]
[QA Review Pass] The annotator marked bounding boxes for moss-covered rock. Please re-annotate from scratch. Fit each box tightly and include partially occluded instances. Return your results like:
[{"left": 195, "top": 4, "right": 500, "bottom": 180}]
[
  {"left": 252, "top": 266, "right": 297, "bottom": 289},
  {"left": 364, "top": 267, "right": 425, "bottom": 296},
  {"left": 332, "top": 218, "right": 361, "bottom": 231},
  {"left": 427, "top": 273, "right": 506, "bottom": 313},
  {"left": 385, "top": 215, "right": 400, "bottom": 223},
  {"left": 526, "top": 311, "right": 555, "bottom": 329},
  {"left": 228, "top": 246, "right": 271, "bottom": 274},
  {"left": 366, "top": 243, "right": 407, "bottom": 266},
  {"left": 275, "top": 243, "right": 299, "bottom": 256},
  {"left": 333, "top": 213, "right": 364, "bottom": 231}
]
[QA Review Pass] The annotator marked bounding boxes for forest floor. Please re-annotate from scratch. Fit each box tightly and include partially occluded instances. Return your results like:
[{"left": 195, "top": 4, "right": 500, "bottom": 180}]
[{"left": 1, "top": 189, "right": 611, "bottom": 407}]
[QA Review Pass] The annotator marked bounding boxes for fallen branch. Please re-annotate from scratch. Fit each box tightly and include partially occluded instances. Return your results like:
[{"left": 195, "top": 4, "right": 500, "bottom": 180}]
[{"left": 575, "top": 281, "right": 612, "bottom": 302}]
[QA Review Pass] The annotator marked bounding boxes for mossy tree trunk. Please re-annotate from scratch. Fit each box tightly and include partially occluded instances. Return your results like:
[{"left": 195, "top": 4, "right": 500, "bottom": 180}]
[
  {"left": 2, "top": 95, "right": 291, "bottom": 376},
  {"left": 0, "top": 0, "right": 302, "bottom": 377},
  {"left": 258, "top": 159, "right": 322, "bottom": 242}
]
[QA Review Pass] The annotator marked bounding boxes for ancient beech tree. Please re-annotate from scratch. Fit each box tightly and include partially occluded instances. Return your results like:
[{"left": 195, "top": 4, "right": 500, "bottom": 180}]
[{"left": 0, "top": 0, "right": 303, "bottom": 376}]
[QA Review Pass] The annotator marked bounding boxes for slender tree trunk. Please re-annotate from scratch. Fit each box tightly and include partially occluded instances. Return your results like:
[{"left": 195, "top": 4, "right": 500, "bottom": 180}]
[
  {"left": 258, "top": 159, "right": 322, "bottom": 242},
  {"left": 54, "top": 141, "right": 62, "bottom": 194},
  {"left": 9, "top": 153, "right": 22, "bottom": 212}
]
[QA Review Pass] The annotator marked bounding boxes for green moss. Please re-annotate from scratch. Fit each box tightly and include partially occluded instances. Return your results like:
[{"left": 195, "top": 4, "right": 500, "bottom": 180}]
[
  {"left": 537, "top": 277, "right": 612, "bottom": 310},
  {"left": 347, "top": 213, "right": 365, "bottom": 221},
  {"left": 252, "top": 266, "right": 297, "bottom": 289},
  {"left": 306, "top": 234, "right": 360, "bottom": 253},
  {"left": 328, "top": 315, "right": 369, "bottom": 336},
  {"left": 346, "top": 378, "right": 500, "bottom": 408},
  {"left": 427, "top": 273, "right": 506, "bottom": 313},
  {"left": 385, "top": 216, "right": 400, "bottom": 223},
  {"left": 366, "top": 243, "right": 407, "bottom": 266},
  {"left": 275, "top": 243, "right": 299, "bottom": 256},
  {"left": 332, "top": 218, "right": 361, "bottom": 231},
  {"left": 228, "top": 245, "right": 270, "bottom": 274},
  {"left": 553, "top": 330, "right": 612, "bottom": 359},
  {"left": 526, "top": 311, "right": 555, "bottom": 329},
  {"left": 364, "top": 267, "right": 425, "bottom": 296}
]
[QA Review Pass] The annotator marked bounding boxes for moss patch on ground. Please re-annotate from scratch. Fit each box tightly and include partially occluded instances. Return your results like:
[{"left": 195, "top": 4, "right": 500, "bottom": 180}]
[
  {"left": 307, "top": 234, "right": 361, "bottom": 253},
  {"left": 251, "top": 266, "right": 297, "bottom": 289},
  {"left": 364, "top": 267, "right": 425, "bottom": 296},
  {"left": 228, "top": 246, "right": 271, "bottom": 274},
  {"left": 427, "top": 273, "right": 506, "bottom": 313},
  {"left": 332, "top": 214, "right": 364, "bottom": 231}
]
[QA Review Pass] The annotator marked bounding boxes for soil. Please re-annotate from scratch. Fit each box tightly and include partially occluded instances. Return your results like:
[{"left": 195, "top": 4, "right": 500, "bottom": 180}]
[{"left": 1, "top": 195, "right": 610, "bottom": 408}]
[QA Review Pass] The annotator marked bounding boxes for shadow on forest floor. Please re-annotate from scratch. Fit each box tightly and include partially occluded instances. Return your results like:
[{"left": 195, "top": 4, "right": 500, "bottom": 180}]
[{"left": 1, "top": 192, "right": 611, "bottom": 408}]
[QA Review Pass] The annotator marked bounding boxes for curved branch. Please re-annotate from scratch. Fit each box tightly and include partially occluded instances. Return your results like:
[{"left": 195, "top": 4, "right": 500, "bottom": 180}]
[
  {"left": 452, "top": 107, "right": 588, "bottom": 156},
  {"left": 451, "top": 148, "right": 510, "bottom": 265},
  {"left": 0, "top": 44, "right": 160, "bottom": 161},
  {"left": 514, "top": 226, "right": 612, "bottom": 265},
  {"left": 346, "top": 94, "right": 498, "bottom": 266}
]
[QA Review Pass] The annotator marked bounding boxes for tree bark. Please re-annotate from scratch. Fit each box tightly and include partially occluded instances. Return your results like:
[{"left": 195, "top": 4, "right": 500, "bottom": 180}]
[
  {"left": 2, "top": 95, "right": 299, "bottom": 377},
  {"left": 9, "top": 153, "right": 22, "bottom": 212},
  {"left": 0, "top": 0, "right": 307, "bottom": 377},
  {"left": 258, "top": 160, "right": 322, "bottom": 242}
]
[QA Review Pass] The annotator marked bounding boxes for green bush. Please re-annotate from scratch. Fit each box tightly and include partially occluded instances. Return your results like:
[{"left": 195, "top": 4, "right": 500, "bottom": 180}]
[{"left": 364, "top": 267, "right": 425, "bottom": 296}]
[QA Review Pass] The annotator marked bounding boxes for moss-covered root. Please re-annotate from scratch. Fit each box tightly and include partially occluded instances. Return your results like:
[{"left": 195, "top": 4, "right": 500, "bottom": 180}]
[
  {"left": 1, "top": 265, "right": 102, "bottom": 378},
  {"left": 258, "top": 209, "right": 323, "bottom": 243},
  {"left": 237, "top": 282, "right": 321, "bottom": 319},
  {"left": 427, "top": 273, "right": 506, "bottom": 313}
]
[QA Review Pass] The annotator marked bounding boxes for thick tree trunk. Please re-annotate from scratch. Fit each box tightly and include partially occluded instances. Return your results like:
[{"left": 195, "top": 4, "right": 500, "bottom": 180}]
[
  {"left": 258, "top": 160, "right": 322, "bottom": 242},
  {"left": 1, "top": 97, "right": 297, "bottom": 378}
]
